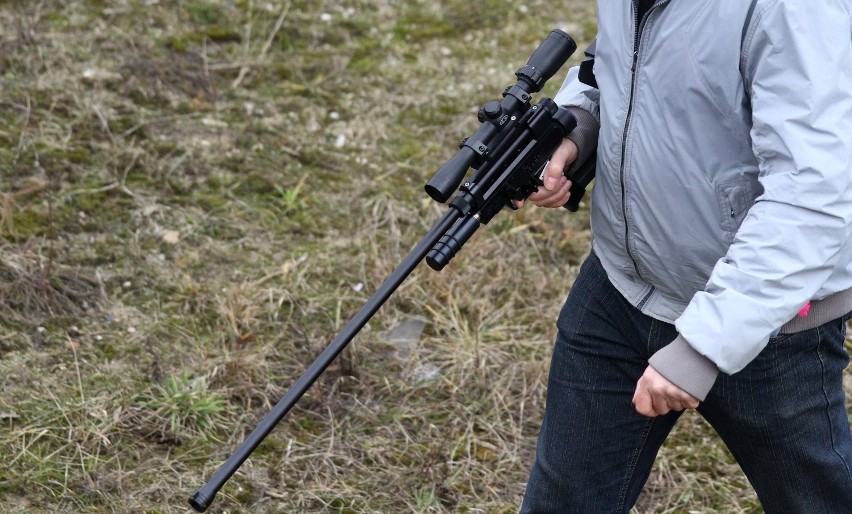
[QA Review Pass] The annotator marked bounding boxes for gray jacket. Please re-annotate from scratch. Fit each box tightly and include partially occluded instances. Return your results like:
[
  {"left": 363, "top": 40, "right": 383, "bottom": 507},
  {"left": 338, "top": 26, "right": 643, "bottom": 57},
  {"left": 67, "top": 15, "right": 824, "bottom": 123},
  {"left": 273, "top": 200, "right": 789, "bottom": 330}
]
[{"left": 555, "top": 0, "right": 852, "bottom": 398}]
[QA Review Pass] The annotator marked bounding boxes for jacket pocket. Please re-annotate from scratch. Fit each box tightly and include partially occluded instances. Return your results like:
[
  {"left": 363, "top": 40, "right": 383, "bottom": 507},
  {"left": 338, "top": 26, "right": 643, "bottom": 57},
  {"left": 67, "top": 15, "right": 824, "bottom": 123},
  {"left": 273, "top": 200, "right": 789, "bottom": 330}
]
[{"left": 716, "top": 180, "right": 755, "bottom": 243}]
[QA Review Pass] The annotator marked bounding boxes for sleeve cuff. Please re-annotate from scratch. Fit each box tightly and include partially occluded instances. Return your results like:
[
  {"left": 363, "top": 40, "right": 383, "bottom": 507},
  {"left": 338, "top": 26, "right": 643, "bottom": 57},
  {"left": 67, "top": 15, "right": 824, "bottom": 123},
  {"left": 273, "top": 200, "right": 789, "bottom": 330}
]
[
  {"left": 648, "top": 334, "right": 720, "bottom": 401},
  {"left": 565, "top": 106, "right": 599, "bottom": 174}
]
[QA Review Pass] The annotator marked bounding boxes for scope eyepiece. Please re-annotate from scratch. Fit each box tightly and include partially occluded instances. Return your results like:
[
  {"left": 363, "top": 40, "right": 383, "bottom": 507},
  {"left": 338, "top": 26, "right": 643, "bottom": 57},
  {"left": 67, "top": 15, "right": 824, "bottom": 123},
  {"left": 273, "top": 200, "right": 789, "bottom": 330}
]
[{"left": 516, "top": 29, "right": 577, "bottom": 93}]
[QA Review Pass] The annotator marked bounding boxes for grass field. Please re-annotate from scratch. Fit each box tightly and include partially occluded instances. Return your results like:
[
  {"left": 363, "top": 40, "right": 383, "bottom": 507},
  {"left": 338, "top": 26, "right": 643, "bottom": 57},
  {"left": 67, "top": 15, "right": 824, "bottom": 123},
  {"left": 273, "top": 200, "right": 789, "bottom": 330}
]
[{"left": 1, "top": 1, "right": 849, "bottom": 513}]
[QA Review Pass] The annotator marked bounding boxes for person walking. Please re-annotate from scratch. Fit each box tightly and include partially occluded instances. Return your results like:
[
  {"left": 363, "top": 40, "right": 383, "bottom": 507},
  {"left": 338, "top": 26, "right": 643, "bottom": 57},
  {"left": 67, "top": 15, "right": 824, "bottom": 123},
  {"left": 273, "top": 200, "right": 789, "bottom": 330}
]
[{"left": 520, "top": 1, "right": 852, "bottom": 512}]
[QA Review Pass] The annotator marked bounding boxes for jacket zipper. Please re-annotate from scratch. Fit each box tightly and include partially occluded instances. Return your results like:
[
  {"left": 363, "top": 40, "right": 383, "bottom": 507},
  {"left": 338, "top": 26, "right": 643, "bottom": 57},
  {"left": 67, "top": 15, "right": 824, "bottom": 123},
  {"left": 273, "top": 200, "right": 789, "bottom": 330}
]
[
  {"left": 636, "top": 287, "right": 654, "bottom": 310},
  {"left": 619, "top": 0, "right": 668, "bottom": 296}
]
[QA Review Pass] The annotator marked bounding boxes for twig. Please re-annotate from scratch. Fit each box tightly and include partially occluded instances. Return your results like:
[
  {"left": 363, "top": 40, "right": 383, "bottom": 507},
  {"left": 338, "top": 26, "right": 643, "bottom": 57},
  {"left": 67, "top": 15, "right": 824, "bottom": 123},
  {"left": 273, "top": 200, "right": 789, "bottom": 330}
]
[
  {"left": 70, "top": 342, "right": 85, "bottom": 403},
  {"left": 232, "top": 2, "right": 291, "bottom": 89},
  {"left": 118, "top": 112, "right": 203, "bottom": 139}
]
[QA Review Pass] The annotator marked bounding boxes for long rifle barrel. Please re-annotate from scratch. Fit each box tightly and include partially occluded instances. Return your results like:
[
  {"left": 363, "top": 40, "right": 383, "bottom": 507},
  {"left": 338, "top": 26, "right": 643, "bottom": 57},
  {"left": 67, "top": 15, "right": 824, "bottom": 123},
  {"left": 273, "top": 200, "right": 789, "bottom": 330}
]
[{"left": 189, "top": 208, "right": 462, "bottom": 512}]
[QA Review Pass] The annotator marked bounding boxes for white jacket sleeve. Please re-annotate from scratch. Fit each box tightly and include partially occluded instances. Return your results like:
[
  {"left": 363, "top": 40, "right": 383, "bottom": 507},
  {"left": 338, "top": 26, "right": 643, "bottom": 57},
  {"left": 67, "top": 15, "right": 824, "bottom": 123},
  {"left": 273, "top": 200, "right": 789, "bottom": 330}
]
[
  {"left": 554, "top": 65, "right": 600, "bottom": 122},
  {"left": 674, "top": 0, "right": 852, "bottom": 374}
]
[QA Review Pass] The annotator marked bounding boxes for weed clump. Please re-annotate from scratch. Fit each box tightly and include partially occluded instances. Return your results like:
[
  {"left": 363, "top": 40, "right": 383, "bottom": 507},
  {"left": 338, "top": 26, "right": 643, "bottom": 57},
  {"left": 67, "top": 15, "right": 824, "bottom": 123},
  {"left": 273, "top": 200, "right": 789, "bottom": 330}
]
[{"left": 124, "top": 371, "right": 231, "bottom": 444}]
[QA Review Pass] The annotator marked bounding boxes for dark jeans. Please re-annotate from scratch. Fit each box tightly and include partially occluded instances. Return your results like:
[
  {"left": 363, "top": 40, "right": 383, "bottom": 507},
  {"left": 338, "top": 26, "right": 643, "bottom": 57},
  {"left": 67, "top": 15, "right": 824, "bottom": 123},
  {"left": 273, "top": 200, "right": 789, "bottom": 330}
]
[{"left": 521, "top": 252, "right": 852, "bottom": 513}]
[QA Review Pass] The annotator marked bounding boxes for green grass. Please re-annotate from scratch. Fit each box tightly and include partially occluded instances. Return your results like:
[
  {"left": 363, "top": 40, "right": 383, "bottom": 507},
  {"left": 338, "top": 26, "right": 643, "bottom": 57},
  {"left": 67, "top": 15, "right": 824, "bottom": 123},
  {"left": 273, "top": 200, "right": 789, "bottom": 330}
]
[{"left": 0, "top": 1, "right": 847, "bottom": 513}]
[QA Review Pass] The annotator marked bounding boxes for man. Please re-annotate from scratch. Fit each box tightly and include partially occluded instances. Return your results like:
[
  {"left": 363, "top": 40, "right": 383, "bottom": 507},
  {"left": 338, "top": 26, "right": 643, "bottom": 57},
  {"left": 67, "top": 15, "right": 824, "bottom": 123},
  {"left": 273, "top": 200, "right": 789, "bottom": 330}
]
[{"left": 519, "top": 1, "right": 852, "bottom": 512}]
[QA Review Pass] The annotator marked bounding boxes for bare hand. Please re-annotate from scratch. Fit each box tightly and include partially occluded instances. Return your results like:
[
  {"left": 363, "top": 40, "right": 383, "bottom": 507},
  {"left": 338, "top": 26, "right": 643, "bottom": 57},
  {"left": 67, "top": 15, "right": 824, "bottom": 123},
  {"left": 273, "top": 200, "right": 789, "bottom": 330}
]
[
  {"left": 632, "top": 366, "right": 700, "bottom": 417},
  {"left": 515, "top": 138, "right": 578, "bottom": 208}
]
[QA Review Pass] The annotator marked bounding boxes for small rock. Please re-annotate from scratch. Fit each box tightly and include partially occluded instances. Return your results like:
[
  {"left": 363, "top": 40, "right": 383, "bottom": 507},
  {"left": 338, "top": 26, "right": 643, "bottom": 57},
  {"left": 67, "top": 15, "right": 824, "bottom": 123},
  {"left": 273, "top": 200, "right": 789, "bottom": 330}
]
[
  {"left": 82, "top": 68, "right": 122, "bottom": 83},
  {"left": 161, "top": 230, "right": 180, "bottom": 244},
  {"left": 201, "top": 117, "right": 228, "bottom": 128},
  {"left": 410, "top": 363, "right": 440, "bottom": 383},
  {"left": 380, "top": 319, "right": 426, "bottom": 361}
]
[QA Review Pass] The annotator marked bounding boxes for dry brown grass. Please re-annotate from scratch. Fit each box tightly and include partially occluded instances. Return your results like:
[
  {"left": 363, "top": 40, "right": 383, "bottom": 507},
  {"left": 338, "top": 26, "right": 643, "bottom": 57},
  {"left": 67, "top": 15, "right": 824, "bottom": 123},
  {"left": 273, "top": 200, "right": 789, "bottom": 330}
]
[{"left": 0, "top": 1, "right": 847, "bottom": 513}]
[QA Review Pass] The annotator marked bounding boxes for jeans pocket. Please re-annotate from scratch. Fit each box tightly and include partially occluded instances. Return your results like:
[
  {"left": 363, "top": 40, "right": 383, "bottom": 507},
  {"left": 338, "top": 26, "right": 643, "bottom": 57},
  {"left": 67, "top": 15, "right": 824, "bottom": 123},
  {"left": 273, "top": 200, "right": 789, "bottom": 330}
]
[{"left": 768, "top": 332, "right": 796, "bottom": 345}]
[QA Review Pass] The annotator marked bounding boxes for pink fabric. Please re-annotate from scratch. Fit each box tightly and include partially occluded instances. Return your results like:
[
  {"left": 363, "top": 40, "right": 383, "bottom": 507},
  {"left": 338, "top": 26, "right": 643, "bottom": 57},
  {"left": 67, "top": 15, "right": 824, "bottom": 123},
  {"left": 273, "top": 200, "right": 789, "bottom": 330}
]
[{"left": 797, "top": 302, "right": 812, "bottom": 318}]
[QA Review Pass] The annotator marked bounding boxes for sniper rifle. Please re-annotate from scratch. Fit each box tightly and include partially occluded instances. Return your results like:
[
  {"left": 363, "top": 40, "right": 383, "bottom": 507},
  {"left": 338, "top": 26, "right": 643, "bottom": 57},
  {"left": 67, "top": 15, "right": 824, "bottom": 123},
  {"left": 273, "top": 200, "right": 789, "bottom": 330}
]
[{"left": 189, "top": 28, "right": 594, "bottom": 512}]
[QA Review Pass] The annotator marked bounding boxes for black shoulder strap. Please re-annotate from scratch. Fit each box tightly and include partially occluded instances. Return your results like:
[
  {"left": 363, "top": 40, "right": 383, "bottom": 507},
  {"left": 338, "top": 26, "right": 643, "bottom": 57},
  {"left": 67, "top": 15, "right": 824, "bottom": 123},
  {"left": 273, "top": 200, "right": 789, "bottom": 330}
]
[{"left": 578, "top": 39, "right": 598, "bottom": 88}]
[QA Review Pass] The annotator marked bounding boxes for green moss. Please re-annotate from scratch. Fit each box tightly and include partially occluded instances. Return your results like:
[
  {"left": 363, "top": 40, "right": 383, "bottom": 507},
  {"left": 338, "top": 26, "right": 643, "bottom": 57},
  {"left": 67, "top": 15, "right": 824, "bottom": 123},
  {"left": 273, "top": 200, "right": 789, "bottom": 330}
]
[
  {"left": 151, "top": 141, "right": 179, "bottom": 157},
  {"left": 326, "top": 497, "right": 363, "bottom": 514},
  {"left": 393, "top": 19, "right": 454, "bottom": 41},
  {"left": 346, "top": 37, "right": 387, "bottom": 75},
  {"left": 8, "top": 208, "right": 50, "bottom": 238},
  {"left": 67, "top": 146, "right": 92, "bottom": 164},
  {"left": 235, "top": 172, "right": 273, "bottom": 195},
  {"left": 203, "top": 26, "right": 241, "bottom": 43},
  {"left": 42, "top": 10, "right": 69, "bottom": 24},
  {"left": 182, "top": 2, "right": 223, "bottom": 25},
  {"left": 38, "top": 146, "right": 93, "bottom": 174},
  {"left": 392, "top": 0, "right": 508, "bottom": 42},
  {"left": 166, "top": 25, "right": 241, "bottom": 52},
  {"left": 41, "top": 315, "right": 77, "bottom": 332},
  {"left": 190, "top": 191, "right": 228, "bottom": 211},
  {"left": 110, "top": 116, "right": 138, "bottom": 135},
  {"left": 166, "top": 35, "right": 191, "bottom": 52},
  {"left": 397, "top": 96, "right": 462, "bottom": 127}
]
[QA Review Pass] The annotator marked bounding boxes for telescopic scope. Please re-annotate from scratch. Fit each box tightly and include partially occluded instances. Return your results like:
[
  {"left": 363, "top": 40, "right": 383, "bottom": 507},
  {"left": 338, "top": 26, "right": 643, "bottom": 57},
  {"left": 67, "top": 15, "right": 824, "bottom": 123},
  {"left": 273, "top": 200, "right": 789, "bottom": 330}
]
[{"left": 424, "top": 29, "right": 576, "bottom": 203}]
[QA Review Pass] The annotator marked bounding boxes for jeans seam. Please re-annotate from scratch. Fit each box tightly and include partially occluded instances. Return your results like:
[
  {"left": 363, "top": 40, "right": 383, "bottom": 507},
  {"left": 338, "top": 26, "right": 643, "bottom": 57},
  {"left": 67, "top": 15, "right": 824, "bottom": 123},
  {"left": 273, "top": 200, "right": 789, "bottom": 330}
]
[
  {"left": 646, "top": 318, "right": 657, "bottom": 356},
  {"left": 817, "top": 325, "right": 852, "bottom": 485},
  {"left": 617, "top": 417, "right": 655, "bottom": 512}
]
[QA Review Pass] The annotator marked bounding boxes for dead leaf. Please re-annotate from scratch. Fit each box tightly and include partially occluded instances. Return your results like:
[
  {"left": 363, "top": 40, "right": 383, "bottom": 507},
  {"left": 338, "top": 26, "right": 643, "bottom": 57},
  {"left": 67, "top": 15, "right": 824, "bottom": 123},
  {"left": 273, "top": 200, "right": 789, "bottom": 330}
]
[{"left": 162, "top": 230, "right": 180, "bottom": 244}]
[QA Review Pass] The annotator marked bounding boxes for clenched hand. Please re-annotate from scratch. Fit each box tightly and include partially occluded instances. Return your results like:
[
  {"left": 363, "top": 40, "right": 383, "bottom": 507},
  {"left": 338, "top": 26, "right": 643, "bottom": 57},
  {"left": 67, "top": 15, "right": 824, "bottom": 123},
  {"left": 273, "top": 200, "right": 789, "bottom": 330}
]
[
  {"left": 632, "top": 366, "right": 700, "bottom": 417},
  {"left": 515, "top": 138, "right": 578, "bottom": 208}
]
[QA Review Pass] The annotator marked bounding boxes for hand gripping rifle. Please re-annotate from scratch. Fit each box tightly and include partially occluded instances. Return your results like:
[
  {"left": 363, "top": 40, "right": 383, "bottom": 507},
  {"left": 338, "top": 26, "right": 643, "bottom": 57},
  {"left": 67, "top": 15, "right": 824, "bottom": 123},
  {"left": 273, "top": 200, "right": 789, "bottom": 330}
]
[{"left": 189, "top": 29, "right": 594, "bottom": 512}]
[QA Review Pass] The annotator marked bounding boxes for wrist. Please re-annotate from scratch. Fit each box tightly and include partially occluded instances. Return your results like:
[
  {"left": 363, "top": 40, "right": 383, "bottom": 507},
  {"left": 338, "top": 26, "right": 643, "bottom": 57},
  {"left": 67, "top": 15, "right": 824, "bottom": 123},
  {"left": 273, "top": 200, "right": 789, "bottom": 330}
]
[{"left": 648, "top": 334, "right": 720, "bottom": 401}]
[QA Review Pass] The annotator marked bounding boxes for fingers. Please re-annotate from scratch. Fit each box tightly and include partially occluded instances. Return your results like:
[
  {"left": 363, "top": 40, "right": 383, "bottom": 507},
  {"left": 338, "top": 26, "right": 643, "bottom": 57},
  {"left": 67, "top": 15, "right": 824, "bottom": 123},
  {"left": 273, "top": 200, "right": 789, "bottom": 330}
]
[
  {"left": 551, "top": 138, "right": 579, "bottom": 179},
  {"left": 542, "top": 139, "right": 578, "bottom": 187},
  {"left": 633, "top": 367, "right": 700, "bottom": 417},
  {"left": 522, "top": 138, "right": 578, "bottom": 209},
  {"left": 632, "top": 388, "right": 655, "bottom": 417},
  {"left": 541, "top": 155, "right": 567, "bottom": 191},
  {"left": 529, "top": 177, "right": 572, "bottom": 207},
  {"left": 514, "top": 177, "right": 571, "bottom": 209},
  {"left": 650, "top": 394, "right": 670, "bottom": 416}
]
